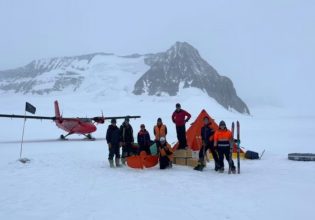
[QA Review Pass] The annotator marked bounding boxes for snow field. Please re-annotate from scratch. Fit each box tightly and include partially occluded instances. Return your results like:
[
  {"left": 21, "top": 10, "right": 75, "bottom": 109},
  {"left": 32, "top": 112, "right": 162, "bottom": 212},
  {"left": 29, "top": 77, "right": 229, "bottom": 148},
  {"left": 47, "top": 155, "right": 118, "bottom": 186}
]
[{"left": 0, "top": 93, "right": 315, "bottom": 220}]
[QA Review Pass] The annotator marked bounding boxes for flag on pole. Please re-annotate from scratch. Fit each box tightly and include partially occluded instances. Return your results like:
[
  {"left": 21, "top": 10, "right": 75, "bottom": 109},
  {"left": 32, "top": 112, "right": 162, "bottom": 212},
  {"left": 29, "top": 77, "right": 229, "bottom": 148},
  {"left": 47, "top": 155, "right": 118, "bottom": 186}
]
[{"left": 25, "top": 102, "right": 36, "bottom": 114}]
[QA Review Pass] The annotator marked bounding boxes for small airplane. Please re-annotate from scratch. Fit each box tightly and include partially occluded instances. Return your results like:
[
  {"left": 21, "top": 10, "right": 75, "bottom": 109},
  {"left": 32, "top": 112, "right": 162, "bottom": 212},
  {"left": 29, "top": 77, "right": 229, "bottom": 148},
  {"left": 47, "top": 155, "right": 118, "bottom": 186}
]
[{"left": 0, "top": 100, "right": 141, "bottom": 140}]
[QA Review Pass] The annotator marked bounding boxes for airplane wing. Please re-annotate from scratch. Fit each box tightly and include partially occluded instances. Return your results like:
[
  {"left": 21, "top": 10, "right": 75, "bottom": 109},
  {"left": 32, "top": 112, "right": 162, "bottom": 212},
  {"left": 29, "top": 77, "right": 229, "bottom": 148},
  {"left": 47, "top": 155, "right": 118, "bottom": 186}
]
[
  {"left": 0, "top": 114, "right": 141, "bottom": 123},
  {"left": 104, "top": 116, "right": 141, "bottom": 120},
  {"left": 0, "top": 114, "right": 55, "bottom": 120},
  {"left": 92, "top": 115, "right": 141, "bottom": 123}
]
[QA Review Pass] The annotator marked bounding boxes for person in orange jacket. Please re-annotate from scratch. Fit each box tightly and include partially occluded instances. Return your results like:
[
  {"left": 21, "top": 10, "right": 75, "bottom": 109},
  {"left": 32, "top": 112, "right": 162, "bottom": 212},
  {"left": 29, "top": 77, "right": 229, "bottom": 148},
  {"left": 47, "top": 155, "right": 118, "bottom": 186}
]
[
  {"left": 158, "top": 137, "right": 173, "bottom": 169},
  {"left": 213, "top": 120, "right": 236, "bottom": 173},
  {"left": 153, "top": 118, "right": 167, "bottom": 146}
]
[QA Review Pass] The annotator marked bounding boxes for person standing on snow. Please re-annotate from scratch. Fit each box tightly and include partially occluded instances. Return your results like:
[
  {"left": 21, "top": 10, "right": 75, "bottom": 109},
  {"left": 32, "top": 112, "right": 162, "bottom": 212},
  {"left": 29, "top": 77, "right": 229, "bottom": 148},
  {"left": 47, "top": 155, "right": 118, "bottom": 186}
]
[
  {"left": 194, "top": 116, "right": 219, "bottom": 171},
  {"left": 153, "top": 118, "right": 167, "bottom": 147},
  {"left": 137, "top": 124, "right": 151, "bottom": 155},
  {"left": 120, "top": 117, "right": 134, "bottom": 165},
  {"left": 213, "top": 120, "right": 236, "bottom": 173},
  {"left": 172, "top": 103, "right": 191, "bottom": 149},
  {"left": 106, "top": 118, "right": 121, "bottom": 168},
  {"left": 158, "top": 137, "right": 173, "bottom": 169}
]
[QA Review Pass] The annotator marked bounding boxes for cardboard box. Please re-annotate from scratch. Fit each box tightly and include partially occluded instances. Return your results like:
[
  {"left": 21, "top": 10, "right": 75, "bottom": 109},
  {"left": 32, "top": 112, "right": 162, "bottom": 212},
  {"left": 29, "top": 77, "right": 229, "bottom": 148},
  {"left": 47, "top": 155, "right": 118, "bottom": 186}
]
[
  {"left": 186, "top": 158, "right": 199, "bottom": 167},
  {"left": 174, "top": 158, "right": 187, "bottom": 166},
  {"left": 174, "top": 150, "right": 187, "bottom": 158},
  {"left": 173, "top": 149, "right": 195, "bottom": 158},
  {"left": 186, "top": 149, "right": 192, "bottom": 157}
]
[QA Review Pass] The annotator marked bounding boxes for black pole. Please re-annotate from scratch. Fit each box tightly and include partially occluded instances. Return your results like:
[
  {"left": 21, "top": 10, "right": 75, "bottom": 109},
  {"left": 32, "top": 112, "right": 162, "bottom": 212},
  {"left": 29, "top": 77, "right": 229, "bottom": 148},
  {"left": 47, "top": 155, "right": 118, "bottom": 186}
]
[{"left": 19, "top": 111, "right": 27, "bottom": 159}]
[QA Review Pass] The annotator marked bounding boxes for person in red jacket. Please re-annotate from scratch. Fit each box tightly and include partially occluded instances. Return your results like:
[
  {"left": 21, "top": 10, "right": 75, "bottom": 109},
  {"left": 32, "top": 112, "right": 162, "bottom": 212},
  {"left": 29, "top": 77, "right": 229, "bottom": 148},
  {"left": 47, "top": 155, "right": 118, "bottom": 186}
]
[
  {"left": 213, "top": 120, "right": 236, "bottom": 173},
  {"left": 172, "top": 103, "right": 191, "bottom": 149}
]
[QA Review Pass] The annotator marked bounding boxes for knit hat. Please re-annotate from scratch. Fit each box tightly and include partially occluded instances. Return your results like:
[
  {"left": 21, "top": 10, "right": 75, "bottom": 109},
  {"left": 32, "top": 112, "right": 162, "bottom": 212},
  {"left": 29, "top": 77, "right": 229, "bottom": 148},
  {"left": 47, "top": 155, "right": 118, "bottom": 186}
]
[
  {"left": 219, "top": 120, "right": 226, "bottom": 127},
  {"left": 159, "top": 137, "right": 166, "bottom": 143}
]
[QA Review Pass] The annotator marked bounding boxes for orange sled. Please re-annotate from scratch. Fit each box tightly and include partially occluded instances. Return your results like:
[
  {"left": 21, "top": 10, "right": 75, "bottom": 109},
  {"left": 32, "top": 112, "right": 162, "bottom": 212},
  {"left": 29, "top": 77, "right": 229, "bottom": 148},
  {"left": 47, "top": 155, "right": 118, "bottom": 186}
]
[{"left": 127, "top": 151, "right": 159, "bottom": 169}]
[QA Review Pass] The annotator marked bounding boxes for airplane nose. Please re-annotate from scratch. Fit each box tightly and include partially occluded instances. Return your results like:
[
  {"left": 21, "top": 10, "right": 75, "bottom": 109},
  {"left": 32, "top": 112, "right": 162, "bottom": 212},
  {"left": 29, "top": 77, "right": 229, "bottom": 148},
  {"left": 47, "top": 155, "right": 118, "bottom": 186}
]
[
  {"left": 88, "top": 124, "right": 97, "bottom": 133},
  {"left": 80, "top": 123, "right": 97, "bottom": 134}
]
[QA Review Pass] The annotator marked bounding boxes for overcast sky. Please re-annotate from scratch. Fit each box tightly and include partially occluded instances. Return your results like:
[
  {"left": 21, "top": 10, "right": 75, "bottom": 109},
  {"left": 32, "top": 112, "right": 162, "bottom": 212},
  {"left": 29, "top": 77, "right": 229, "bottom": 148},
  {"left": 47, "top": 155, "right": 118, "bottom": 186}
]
[{"left": 1, "top": 0, "right": 314, "bottom": 112}]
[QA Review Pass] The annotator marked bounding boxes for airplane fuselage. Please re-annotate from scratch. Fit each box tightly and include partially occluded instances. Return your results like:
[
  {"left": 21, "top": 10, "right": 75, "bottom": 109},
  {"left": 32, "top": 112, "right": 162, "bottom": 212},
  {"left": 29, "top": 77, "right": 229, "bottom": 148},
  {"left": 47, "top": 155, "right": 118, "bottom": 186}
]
[{"left": 55, "top": 118, "right": 97, "bottom": 135}]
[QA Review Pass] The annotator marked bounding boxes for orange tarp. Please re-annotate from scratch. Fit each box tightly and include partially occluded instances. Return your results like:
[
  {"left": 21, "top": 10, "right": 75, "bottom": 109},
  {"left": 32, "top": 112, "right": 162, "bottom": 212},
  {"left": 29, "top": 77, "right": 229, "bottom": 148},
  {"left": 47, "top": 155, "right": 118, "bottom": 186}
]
[{"left": 173, "top": 109, "right": 244, "bottom": 153}]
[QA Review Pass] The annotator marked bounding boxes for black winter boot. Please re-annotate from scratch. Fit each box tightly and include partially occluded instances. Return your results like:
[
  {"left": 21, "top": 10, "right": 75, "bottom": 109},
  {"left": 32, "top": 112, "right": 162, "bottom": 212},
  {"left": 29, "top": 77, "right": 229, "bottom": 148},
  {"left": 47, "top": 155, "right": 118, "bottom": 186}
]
[
  {"left": 115, "top": 158, "right": 122, "bottom": 167},
  {"left": 194, "top": 163, "right": 205, "bottom": 171},
  {"left": 109, "top": 159, "right": 114, "bottom": 168},
  {"left": 121, "top": 157, "right": 126, "bottom": 166},
  {"left": 231, "top": 166, "right": 236, "bottom": 174},
  {"left": 214, "top": 162, "right": 220, "bottom": 171}
]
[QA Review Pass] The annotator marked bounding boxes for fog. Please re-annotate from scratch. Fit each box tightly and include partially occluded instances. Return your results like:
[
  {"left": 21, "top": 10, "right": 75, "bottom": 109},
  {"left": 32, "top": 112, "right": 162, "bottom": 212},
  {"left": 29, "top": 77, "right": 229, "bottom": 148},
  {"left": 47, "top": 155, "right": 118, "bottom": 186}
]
[{"left": 0, "top": 0, "right": 314, "bottom": 113}]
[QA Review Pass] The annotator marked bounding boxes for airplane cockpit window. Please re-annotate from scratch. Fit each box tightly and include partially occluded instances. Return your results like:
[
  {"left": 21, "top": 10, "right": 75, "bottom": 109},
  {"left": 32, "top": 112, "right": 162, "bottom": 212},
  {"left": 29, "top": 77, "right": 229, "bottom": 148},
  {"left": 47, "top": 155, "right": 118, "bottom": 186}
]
[{"left": 81, "top": 118, "right": 92, "bottom": 122}]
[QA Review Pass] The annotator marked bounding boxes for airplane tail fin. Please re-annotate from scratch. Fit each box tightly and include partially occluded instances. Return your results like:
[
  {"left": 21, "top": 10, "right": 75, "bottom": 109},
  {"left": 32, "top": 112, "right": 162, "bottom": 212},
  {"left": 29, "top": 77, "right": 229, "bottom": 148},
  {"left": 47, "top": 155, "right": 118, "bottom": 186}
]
[{"left": 54, "top": 100, "right": 61, "bottom": 118}]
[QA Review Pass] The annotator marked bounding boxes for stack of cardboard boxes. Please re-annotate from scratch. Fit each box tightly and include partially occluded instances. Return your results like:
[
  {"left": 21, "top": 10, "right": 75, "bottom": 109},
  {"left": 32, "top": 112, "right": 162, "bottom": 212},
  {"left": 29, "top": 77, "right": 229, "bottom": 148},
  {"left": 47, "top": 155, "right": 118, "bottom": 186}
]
[
  {"left": 172, "top": 149, "right": 245, "bottom": 168},
  {"left": 173, "top": 149, "right": 199, "bottom": 167}
]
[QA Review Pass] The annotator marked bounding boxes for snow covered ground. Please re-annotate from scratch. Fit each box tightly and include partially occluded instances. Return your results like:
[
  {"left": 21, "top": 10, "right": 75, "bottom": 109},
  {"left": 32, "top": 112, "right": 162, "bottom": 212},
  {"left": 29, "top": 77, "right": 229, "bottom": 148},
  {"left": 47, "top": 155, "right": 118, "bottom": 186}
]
[{"left": 0, "top": 86, "right": 315, "bottom": 219}]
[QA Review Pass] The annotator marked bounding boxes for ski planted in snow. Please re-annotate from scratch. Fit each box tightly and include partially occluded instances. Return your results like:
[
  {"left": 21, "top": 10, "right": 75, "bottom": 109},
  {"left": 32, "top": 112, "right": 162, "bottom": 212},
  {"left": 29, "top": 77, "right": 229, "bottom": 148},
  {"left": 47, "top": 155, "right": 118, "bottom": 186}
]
[
  {"left": 228, "top": 122, "right": 235, "bottom": 174},
  {"left": 259, "top": 149, "right": 265, "bottom": 159},
  {"left": 237, "top": 121, "right": 240, "bottom": 174}
]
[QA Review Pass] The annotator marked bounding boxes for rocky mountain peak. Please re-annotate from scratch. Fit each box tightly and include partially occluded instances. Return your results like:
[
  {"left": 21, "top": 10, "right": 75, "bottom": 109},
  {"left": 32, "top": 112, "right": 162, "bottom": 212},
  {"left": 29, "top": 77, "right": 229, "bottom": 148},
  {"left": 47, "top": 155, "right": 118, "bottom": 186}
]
[
  {"left": 166, "top": 41, "right": 201, "bottom": 59},
  {"left": 134, "top": 42, "right": 250, "bottom": 114}
]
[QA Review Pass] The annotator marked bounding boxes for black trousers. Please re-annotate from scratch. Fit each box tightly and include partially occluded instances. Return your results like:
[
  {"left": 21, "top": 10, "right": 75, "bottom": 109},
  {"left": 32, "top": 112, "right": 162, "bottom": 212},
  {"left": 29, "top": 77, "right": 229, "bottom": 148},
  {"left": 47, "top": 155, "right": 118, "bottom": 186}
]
[
  {"left": 217, "top": 146, "right": 235, "bottom": 169},
  {"left": 122, "top": 142, "right": 137, "bottom": 158},
  {"left": 199, "top": 142, "right": 219, "bottom": 166},
  {"left": 159, "top": 156, "right": 171, "bottom": 169},
  {"left": 108, "top": 143, "right": 120, "bottom": 160},
  {"left": 176, "top": 125, "right": 187, "bottom": 149}
]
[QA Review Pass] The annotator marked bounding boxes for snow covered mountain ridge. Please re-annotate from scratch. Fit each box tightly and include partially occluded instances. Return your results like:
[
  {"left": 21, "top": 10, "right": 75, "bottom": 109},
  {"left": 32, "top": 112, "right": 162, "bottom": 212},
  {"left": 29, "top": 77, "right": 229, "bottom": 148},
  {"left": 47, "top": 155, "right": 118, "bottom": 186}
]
[
  {"left": 134, "top": 42, "right": 249, "bottom": 114},
  {"left": 0, "top": 42, "right": 249, "bottom": 114}
]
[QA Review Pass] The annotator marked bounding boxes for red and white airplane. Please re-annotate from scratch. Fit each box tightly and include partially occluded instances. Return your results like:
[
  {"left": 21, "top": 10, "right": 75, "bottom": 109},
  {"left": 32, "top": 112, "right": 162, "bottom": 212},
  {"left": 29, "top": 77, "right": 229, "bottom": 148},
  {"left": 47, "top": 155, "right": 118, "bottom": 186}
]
[{"left": 0, "top": 100, "right": 140, "bottom": 140}]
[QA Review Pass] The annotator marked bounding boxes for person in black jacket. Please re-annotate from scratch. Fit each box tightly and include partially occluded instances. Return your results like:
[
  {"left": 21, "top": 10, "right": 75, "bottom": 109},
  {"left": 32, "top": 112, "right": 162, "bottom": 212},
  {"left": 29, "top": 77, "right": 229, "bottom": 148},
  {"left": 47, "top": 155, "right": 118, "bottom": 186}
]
[
  {"left": 194, "top": 116, "right": 219, "bottom": 171},
  {"left": 106, "top": 118, "right": 121, "bottom": 168},
  {"left": 120, "top": 117, "right": 134, "bottom": 165},
  {"left": 137, "top": 124, "right": 151, "bottom": 155}
]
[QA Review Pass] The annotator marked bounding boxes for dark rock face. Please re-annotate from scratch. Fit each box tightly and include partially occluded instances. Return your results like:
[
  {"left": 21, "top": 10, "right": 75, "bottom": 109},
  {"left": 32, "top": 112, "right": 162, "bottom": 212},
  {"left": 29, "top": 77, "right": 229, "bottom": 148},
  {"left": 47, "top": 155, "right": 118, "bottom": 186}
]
[{"left": 133, "top": 42, "right": 250, "bottom": 114}]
